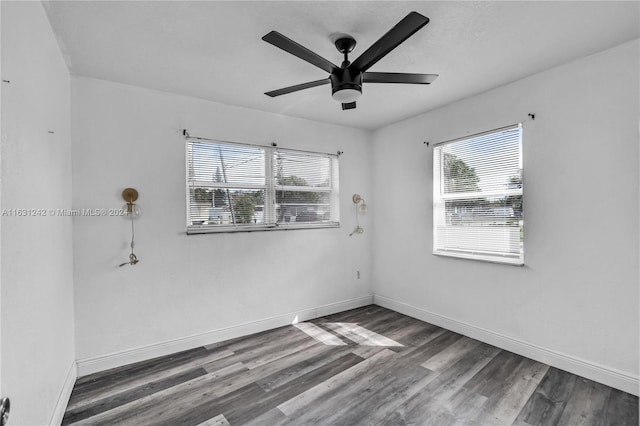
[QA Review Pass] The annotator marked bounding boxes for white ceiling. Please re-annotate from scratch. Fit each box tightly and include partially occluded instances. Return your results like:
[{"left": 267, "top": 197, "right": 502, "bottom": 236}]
[{"left": 43, "top": 1, "right": 639, "bottom": 130}]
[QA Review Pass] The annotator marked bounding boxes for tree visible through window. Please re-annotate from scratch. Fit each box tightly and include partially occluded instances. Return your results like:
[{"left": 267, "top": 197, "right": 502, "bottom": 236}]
[
  {"left": 443, "top": 153, "right": 480, "bottom": 193},
  {"left": 433, "top": 125, "right": 523, "bottom": 265}
]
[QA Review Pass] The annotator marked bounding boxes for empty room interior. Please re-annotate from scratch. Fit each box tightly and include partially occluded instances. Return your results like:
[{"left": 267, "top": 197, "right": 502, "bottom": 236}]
[{"left": 1, "top": 1, "right": 639, "bottom": 425}]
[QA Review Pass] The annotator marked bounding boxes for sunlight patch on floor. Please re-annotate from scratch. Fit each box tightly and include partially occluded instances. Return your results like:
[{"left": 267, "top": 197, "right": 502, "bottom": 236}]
[
  {"left": 323, "top": 323, "right": 404, "bottom": 347},
  {"left": 294, "top": 322, "right": 347, "bottom": 346}
]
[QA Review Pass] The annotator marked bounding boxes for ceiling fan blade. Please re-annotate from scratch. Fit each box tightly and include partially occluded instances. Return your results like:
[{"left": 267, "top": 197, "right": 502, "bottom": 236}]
[
  {"left": 262, "top": 31, "right": 339, "bottom": 74},
  {"left": 348, "top": 12, "right": 429, "bottom": 73},
  {"left": 363, "top": 72, "right": 438, "bottom": 84},
  {"left": 265, "top": 79, "right": 330, "bottom": 97},
  {"left": 342, "top": 102, "right": 357, "bottom": 110}
]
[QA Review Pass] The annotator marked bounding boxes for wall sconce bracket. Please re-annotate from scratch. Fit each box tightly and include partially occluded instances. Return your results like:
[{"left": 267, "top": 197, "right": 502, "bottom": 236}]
[{"left": 122, "top": 188, "right": 139, "bottom": 203}]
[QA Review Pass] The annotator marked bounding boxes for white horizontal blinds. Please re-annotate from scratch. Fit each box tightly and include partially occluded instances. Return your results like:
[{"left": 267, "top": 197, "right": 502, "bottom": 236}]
[
  {"left": 186, "top": 137, "right": 340, "bottom": 233},
  {"left": 433, "top": 125, "right": 523, "bottom": 264},
  {"left": 274, "top": 149, "right": 339, "bottom": 225},
  {"left": 187, "top": 139, "right": 267, "bottom": 227}
]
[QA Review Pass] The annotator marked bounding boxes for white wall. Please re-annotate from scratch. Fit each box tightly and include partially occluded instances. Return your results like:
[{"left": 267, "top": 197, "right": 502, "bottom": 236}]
[
  {"left": 1, "top": 2, "right": 75, "bottom": 424},
  {"left": 372, "top": 40, "right": 639, "bottom": 391},
  {"left": 7, "top": 2, "right": 633, "bottom": 410},
  {"left": 71, "top": 77, "right": 373, "bottom": 363}
]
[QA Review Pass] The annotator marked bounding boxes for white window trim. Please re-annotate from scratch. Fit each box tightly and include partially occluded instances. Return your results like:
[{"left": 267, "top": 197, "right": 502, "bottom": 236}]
[
  {"left": 432, "top": 124, "right": 524, "bottom": 266},
  {"left": 186, "top": 138, "right": 340, "bottom": 235}
]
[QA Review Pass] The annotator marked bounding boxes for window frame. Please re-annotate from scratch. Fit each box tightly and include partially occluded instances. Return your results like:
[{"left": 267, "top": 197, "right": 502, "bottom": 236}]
[
  {"left": 432, "top": 124, "right": 524, "bottom": 265},
  {"left": 186, "top": 137, "right": 340, "bottom": 234}
]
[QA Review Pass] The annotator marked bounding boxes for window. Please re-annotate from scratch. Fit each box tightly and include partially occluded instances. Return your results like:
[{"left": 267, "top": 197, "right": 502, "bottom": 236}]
[
  {"left": 433, "top": 124, "right": 523, "bottom": 265},
  {"left": 186, "top": 138, "right": 339, "bottom": 234}
]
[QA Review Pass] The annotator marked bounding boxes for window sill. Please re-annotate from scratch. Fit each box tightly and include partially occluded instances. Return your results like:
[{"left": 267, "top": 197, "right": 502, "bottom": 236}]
[
  {"left": 187, "top": 222, "right": 340, "bottom": 235},
  {"left": 433, "top": 250, "right": 524, "bottom": 266}
]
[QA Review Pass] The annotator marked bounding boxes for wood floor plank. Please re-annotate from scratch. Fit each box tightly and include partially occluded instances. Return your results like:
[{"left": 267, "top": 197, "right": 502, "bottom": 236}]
[
  {"left": 239, "top": 338, "right": 318, "bottom": 370},
  {"left": 206, "top": 343, "right": 344, "bottom": 398},
  {"left": 398, "top": 329, "right": 464, "bottom": 365},
  {"left": 386, "top": 321, "right": 447, "bottom": 355},
  {"left": 604, "top": 388, "right": 640, "bottom": 426},
  {"left": 66, "top": 362, "right": 248, "bottom": 425},
  {"left": 202, "top": 323, "right": 313, "bottom": 356},
  {"left": 421, "top": 335, "right": 483, "bottom": 372},
  {"left": 379, "top": 342, "right": 500, "bottom": 425},
  {"left": 307, "top": 360, "right": 440, "bottom": 426},
  {"left": 323, "top": 322, "right": 404, "bottom": 346},
  {"left": 73, "top": 346, "right": 209, "bottom": 387},
  {"left": 225, "top": 324, "right": 310, "bottom": 353},
  {"left": 195, "top": 413, "right": 230, "bottom": 426},
  {"left": 555, "top": 376, "right": 613, "bottom": 426},
  {"left": 446, "top": 387, "right": 490, "bottom": 425},
  {"left": 474, "top": 357, "right": 550, "bottom": 425},
  {"left": 240, "top": 408, "right": 287, "bottom": 426},
  {"left": 199, "top": 333, "right": 321, "bottom": 378},
  {"left": 513, "top": 367, "right": 579, "bottom": 426},
  {"left": 67, "top": 346, "right": 234, "bottom": 411},
  {"left": 292, "top": 322, "right": 348, "bottom": 346},
  {"left": 463, "top": 350, "right": 525, "bottom": 396},
  {"left": 397, "top": 386, "right": 489, "bottom": 426},
  {"left": 147, "top": 383, "right": 267, "bottom": 426},
  {"left": 350, "top": 345, "right": 388, "bottom": 359},
  {"left": 337, "top": 309, "right": 415, "bottom": 337},
  {"left": 223, "top": 353, "right": 364, "bottom": 425},
  {"left": 64, "top": 305, "right": 639, "bottom": 425},
  {"left": 62, "top": 367, "right": 208, "bottom": 425},
  {"left": 277, "top": 348, "right": 396, "bottom": 418},
  {"left": 357, "top": 367, "right": 443, "bottom": 425},
  {"left": 255, "top": 344, "right": 355, "bottom": 391},
  {"left": 146, "top": 352, "right": 364, "bottom": 426},
  {"left": 384, "top": 318, "right": 442, "bottom": 345},
  {"left": 217, "top": 326, "right": 318, "bottom": 370}
]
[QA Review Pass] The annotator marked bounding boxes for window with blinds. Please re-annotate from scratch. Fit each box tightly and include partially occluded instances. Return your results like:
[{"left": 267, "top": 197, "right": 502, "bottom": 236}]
[
  {"left": 433, "top": 124, "right": 523, "bottom": 265},
  {"left": 186, "top": 138, "right": 339, "bottom": 234}
]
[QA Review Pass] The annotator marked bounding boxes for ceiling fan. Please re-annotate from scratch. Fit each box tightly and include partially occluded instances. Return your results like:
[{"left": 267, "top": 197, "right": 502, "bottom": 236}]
[{"left": 262, "top": 11, "right": 438, "bottom": 110}]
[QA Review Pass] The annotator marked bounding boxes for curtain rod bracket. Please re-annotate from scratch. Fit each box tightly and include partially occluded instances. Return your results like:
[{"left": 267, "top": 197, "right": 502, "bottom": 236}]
[
  {"left": 183, "top": 129, "right": 190, "bottom": 137},
  {"left": 424, "top": 141, "right": 430, "bottom": 147},
  {"left": 528, "top": 113, "right": 535, "bottom": 120}
]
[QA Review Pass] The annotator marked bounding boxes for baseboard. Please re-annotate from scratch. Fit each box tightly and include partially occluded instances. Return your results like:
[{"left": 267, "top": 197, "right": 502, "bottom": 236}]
[
  {"left": 50, "top": 361, "right": 77, "bottom": 426},
  {"left": 374, "top": 294, "right": 639, "bottom": 396},
  {"left": 76, "top": 294, "right": 373, "bottom": 377}
]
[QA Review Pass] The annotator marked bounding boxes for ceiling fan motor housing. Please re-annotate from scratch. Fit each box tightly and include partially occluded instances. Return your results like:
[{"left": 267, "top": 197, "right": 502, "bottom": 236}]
[{"left": 330, "top": 68, "right": 362, "bottom": 98}]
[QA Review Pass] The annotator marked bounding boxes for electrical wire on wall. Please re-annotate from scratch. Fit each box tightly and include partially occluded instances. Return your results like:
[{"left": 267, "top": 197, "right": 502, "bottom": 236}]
[{"left": 119, "top": 188, "right": 140, "bottom": 267}]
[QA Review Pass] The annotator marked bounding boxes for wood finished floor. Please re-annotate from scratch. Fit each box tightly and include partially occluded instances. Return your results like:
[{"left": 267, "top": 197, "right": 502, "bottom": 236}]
[{"left": 63, "top": 305, "right": 638, "bottom": 425}]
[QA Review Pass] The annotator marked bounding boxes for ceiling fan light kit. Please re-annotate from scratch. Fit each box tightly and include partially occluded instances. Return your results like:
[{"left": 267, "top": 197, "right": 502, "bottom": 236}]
[
  {"left": 262, "top": 11, "right": 438, "bottom": 110},
  {"left": 331, "top": 86, "right": 361, "bottom": 103}
]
